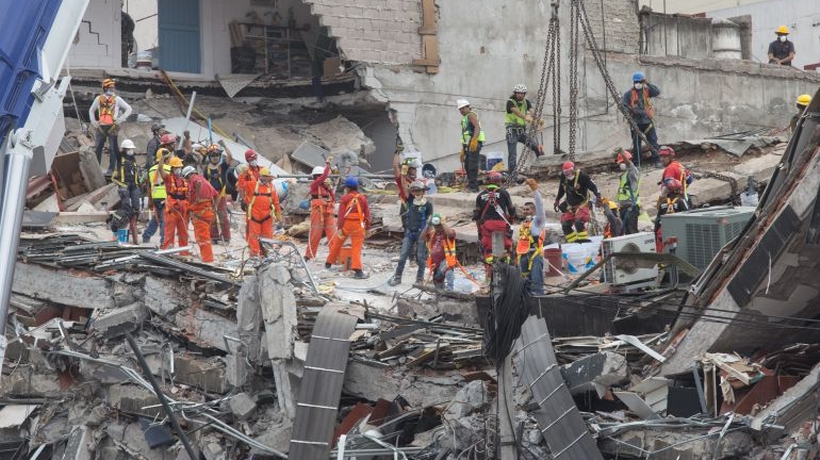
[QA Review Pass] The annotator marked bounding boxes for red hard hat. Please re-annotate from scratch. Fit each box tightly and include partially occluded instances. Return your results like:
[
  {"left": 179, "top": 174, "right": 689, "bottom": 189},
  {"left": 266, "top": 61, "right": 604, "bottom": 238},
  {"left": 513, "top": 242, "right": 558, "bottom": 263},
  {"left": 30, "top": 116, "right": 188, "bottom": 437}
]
[
  {"left": 616, "top": 150, "right": 632, "bottom": 163},
  {"left": 160, "top": 133, "right": 177, "bottom": 145},
  {"left": 659, "top": 146, "right": 675, "bottom": 157},
  {"left": 245, "top": 149, "right": 258, "bottom": 162},
  {"left": 562, "top": 161, "right": 575, "bottom": 171},
  {"left": 487, "top": 171, "right": 503, "bottom": 183},
  {"left": 666, "top": 178, "right": 682, "bottom": 192}
]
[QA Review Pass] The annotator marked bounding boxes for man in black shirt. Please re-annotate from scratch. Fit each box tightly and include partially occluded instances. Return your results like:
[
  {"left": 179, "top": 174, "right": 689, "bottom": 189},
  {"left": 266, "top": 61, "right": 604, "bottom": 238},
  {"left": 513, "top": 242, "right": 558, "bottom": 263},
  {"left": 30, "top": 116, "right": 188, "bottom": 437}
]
[
  {"left": 768, "top": 25, "right": 795, "bottom": 66},
  {"left": 553, "top": 161, "right": 602, "bottom": 243}
]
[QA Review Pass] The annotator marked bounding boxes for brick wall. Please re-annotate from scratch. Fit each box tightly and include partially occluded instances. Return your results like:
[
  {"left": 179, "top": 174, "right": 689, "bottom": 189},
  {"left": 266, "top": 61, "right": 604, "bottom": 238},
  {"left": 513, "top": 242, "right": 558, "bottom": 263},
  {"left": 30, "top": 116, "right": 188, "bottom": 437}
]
[
  {"left": 302, "top": 0, "right": 423, "bottom": 64},
  {"left": 583, "top": 0, "right": 640, "bottom": 54}
]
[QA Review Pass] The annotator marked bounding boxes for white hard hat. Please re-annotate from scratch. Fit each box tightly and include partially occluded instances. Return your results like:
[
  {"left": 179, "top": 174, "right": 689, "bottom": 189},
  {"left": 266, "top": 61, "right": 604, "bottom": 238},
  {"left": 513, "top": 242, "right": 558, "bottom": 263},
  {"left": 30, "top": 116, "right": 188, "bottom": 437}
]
[
  {"left": 181, "top": 165, "right": 196, "bottom": 178},
  {"left": 120, "top": 139, "right": 135, "bottom": 150},
  {"left": 456, "top": 99, "right": 470, "bottom": 109},
  {"left": 311, "top": 165, "right": 326, "bottom": 176},
  {"left": 192, "top": 143, "right": 205, "bottom": 151}
]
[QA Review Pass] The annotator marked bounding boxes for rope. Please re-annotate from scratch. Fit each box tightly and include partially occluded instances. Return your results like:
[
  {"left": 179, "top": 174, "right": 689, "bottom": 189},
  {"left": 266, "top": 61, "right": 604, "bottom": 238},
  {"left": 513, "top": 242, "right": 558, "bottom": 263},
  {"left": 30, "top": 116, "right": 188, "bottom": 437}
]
[{"left": 159, "top": 70, "right": 231, "bottom": 139}]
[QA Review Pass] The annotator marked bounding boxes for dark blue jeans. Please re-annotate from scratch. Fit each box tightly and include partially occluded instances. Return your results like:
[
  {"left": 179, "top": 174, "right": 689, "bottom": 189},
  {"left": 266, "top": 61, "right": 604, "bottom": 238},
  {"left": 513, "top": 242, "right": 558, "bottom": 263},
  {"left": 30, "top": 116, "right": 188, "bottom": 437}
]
[
  {"left": 95, "top": 125, "right": 121, "bottom": 172},
  {"left": 519, "top": 252, "right": 545, "bottom": 296},
  {"left": 632, "top": 122, "right": 660, "bottom": 165},
  {"left": 394, "top": 232, "right": 428, "bottom": 282},
  {"left": 142, "top": 199, "right": 166, "bottom": 245},
  {"left": 506, "top": 125, "right": 540, "bottom": 174}
]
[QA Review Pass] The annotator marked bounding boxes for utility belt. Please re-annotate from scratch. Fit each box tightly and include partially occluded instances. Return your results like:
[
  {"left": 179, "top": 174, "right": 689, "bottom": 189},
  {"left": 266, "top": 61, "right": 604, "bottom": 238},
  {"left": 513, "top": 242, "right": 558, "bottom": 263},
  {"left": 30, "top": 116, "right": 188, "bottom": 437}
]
[
  {"left": 169, "top": 193, "right": 187, "bottom": 200},
  {"left": 505, "top": 125, "right": 526, "bottom": 142},
  {"left": 250, "top": 215, "right": 272, "bottom": 224},
  {"left": 311, "top": 194, "right": 331, "bottom": 200}
]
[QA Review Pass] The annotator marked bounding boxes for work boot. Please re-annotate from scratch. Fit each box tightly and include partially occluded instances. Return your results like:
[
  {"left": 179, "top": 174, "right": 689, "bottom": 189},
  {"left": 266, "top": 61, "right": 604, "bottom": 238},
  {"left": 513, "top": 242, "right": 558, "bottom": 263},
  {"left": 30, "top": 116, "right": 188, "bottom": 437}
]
[
  {"left": 353, "top": 270, "right": 368, "bottom": 279},
  {"left": 325, "top": 262, "right": 332, "bottom": 269},
  {"left": 129, "top": 216, "right": 138, "bottom": 245},
  {"left": 388, "top": 276, "right": 401, "bottom": 286}
]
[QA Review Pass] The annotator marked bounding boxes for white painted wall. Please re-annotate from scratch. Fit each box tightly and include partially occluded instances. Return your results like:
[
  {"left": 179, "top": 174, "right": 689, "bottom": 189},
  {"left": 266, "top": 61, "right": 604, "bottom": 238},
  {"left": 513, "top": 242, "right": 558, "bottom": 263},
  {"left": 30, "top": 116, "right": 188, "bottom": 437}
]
[
  {"left": 67, "top": 0, "right": 118, "bottom": 69},
  {"left": 708, "top": 0, "right": 820, "bottom": 69}
]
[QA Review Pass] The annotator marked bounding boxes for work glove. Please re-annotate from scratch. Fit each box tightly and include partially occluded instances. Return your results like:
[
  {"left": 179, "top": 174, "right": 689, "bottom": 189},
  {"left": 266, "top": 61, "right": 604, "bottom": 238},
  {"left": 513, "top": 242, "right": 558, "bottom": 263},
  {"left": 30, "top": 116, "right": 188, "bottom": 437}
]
[
  {"left": 184, "top": 130, "right": 191, "bottom": 139},
  {"left": 91, "top": 120, "right": 99, "bottom": 129},
  {"left": 275, "top": 211, "right": 282, "bottom": 221},
  {"left": 525, "top": 115, "right": 534, "bottom": 123},
  {"left": 553, "top": 200, "right": 560, "bottom": 213},
  {"left": 468, "top": 137, "right": 479, "bottom": 152}
]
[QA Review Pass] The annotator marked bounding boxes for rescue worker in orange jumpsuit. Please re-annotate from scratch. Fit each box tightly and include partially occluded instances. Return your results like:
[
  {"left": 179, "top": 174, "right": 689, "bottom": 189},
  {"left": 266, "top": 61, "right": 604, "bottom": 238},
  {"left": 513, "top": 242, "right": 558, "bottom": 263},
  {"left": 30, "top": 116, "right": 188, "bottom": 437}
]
[
  {"left": 237, "top": 149, "right": 262, "bottom": 211},
  {"left": 473, "top": 171, "right": 515, "bottom": 280},
  {"left": 203, "top": 144, "right": 233, "bottom": 244},
  {"left": 245, "top": 168, "right": 282, "bottom": 259},
  {"left": 184, "top": 166, "right": 219, "bottom": 263},
  {"left": 325, "top": 176, "right": 371, "bottom": 279},
  {"left": 553, "top": 161, "right": 602, "bottom": 243},
  {"left": 422, "top": 213, "right": 457, "bottom": 290},
  {"left": 305, "top": 156, "right": 336, "bottom": 261},
  {"left": 157, "top": 156, "right": 190, "bottom": 254}
]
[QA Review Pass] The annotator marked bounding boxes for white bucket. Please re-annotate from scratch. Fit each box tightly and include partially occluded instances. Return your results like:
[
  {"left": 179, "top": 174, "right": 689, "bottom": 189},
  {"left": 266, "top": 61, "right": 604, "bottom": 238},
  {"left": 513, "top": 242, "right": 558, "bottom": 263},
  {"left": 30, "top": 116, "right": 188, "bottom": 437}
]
[
  {"left": 563, "top": 244, "right": 586, "bottom": 274},
  {"left": 485, "top": 151, "right": 504, "bottom": 170}
]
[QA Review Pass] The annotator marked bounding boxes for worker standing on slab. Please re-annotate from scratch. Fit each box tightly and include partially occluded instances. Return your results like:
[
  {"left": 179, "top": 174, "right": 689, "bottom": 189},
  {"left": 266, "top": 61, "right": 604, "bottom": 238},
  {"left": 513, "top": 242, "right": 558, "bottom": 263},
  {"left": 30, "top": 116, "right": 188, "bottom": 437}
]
[
  {"left": 768, "top": 26, "right": 795, "bottom": 66},
  {"left": 389, "top": 180, "right": 433, "bottom": 286},
  {"left": 474, "top": 171, "right": 515, "bottom": 280},
  {"left": 658, "top": 146, "right": 692, "bottom": 206},
  {"left": 457, "top": 99, "right": 485, "bottom": 192},
  {"left": 142, "top": 134, "right": 176, "bottom": 245},
  {"left": 184, "top": 166, "right": 218, "bottom": 263},
  {"left": 89, "top": 78, "right": 132, "bottom": 175},
  {"left": 203, "top": 143, "right": 233, "bottom": 245},
  {"left": 614, "top": 149, "right": 641, "bottom": 235},
  {"left": 111, "top": 139, "right": 142, "bottom": 245},
  {"left": 554, "top": 161, "right": 602, "bottom": 243},
  {"left": 422, "top": 213, "right": 457, "bottom": 291},
  {"left": 654, "top": 178, "right": 690, "bottom": 253},
  {"left": 144, "top": 123, "right": 166, "bottom": 169},
  {"left": 505, "top": 85, "right": 545, "bottom": 175},
  {"left": 516, "top": 178, "right": 547, "bottom": 296},
  {"left": 245, "top": 168, "right": 282, "bottom": 259},
  {"left": 791, "top": 94, "right": 812, "bottom": 132},
  {"left": 622, "top": 72, "right": 661, "bottom": 168},
  {"left": 326, "top": 176, "right": 371, "bottom": 279},
  {"left": 305, "top": 156, "right": 336, "bottom": 261},
  {"left": 158, "top": 156, "right": 190, "bottom": 255}
]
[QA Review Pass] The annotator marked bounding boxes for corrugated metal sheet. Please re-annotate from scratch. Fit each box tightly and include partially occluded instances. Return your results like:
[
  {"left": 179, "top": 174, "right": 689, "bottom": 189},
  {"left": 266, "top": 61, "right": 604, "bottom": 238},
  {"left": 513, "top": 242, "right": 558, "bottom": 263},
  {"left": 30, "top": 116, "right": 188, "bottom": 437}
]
[{"left": 158, "top": 0, "right": 200, "bottom": 73}]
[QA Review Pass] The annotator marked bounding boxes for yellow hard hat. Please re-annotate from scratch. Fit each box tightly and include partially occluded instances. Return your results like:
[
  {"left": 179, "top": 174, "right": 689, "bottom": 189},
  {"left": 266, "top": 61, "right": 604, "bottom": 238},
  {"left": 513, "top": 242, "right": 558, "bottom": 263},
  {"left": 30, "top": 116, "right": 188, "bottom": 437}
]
[
  {"left": 776, "top": 25, "right": 789, "bottom": 35},
  {"left": 102, "top": 78, "right": 115, "bottom": 88},
  {"left": 168, "top": 157, "right": 183, "bottom": 168},
  {"left": 608, "top": 200, "right": 618, "bottom": 211},
  {"left": 259, "top": 167, "right": 272, "bottom": 177},
  {"left": 797, "top": 94, "right": 812, "bottom": 106},
  {"left": 156, "top": 148, "right": 172, "bottom": 162}
]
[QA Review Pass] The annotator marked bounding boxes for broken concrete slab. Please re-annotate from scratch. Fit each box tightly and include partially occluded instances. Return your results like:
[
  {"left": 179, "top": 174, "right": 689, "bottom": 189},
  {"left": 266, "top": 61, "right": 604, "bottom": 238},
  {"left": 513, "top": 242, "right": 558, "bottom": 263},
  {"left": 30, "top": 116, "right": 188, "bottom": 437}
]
[
  {"left": 91, "top": 302, "right": 147, "bottom": 338},
  {"left": 13, "top": 262, "right": 115, "bottom": 310},
  {"left": 290, "top": 141, "right": 329, "bottom": 168},
  {"left": 258, "top": 264, "right": 297, "bottom": 360},
  {"left": 343, "top": 361, "right": 464, "bottom": 408},
  {"left": 229, "top": 393, "right": 257, "bottom": 420},
  {"left": 145, "top": 354, "right": 229, "bottom": 394},
  {"left": 0, "top": 405, "right": 38, "bottom": 429},
  {"left": 174, "top": 307, "right": 239, "bottom": 353},
  {"left": 560, "top": 351, "right": 629, "bottom": 397},
  {"left": 598, "top": 428, "right": 754, "bottom": 459},
  {"left": 50, "top": 211, "right": 110, "bottom": 225},
  {"left": 106, "top": 384, "right": 161, "bottom": 418},
  {"left": 252, "top": 420, "right": 292, "bottom": 456},
  {"left": 751, "top": 361, "right": 820, "bottom": 432},
  {"left": 142, "top": 276, "right": 189, "bottom": 317},
  {"left": 237, "top": 273, "right": 263, "bottom": 361},
  {"left": 62, "top": 425, "right": 93, "bottom": 460}
]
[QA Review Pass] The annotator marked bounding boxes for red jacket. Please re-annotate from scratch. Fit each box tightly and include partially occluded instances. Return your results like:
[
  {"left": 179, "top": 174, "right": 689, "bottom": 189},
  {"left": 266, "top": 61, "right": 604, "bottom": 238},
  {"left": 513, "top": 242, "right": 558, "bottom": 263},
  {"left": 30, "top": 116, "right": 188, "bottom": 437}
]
[{"left": 309, "top": 164, "right": 335, "bottom": 200}]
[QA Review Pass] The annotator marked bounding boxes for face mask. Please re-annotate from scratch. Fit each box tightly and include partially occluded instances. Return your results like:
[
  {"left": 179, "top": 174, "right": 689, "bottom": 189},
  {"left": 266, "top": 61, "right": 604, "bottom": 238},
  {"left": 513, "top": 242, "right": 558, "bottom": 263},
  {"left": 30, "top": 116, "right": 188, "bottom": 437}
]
[
  {"left": 779, "top": 36, "right": 786, "bottom": 42},
  {"left": 250, "top": 160, "right": 258, "bottom": 167},
  {"left": 210, "top": 155, "right": 220, "bottom": 164},
  {"left": 172, "top": 168, "right": 181, "bottom": 176},
  {"left": 415, "top": 197, "right": 427, "bottom": 206},
  {"left": 619, "top": 163, "right": 627, "bottom": 171},
  {"left": 125, "top": 149, "right": 134, "bottom": 157},
  {"left": 525, "top": 215, "right": 533, "bottom": 222},
  {"left": 431, "top": 217, "right": 441, "bottom": 225},
  {"left": 634, "top": 83, "right": 643, "bottom": 90},
  {"left": 105, "top": 89, "right": 114, "bottom": 96}
]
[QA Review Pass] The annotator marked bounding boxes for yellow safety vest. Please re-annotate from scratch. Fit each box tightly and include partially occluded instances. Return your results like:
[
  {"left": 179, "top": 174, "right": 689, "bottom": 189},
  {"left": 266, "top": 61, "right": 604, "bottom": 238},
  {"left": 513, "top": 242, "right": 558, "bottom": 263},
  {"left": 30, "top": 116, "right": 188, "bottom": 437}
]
[
  {"left": 461, "top": 110, "right": 486, "bottom": 144},
  {"left": 616, "top": 171, "right": 641, "bottom": 206},
  {"left": 504, "top": 98, "right": 528, "bottom": 127},
  {"left": 148, "top": 164, "right": 170, "bottom": 199},
  {"left": 516, "top": 221, "right": 545, "bottom": 272}
]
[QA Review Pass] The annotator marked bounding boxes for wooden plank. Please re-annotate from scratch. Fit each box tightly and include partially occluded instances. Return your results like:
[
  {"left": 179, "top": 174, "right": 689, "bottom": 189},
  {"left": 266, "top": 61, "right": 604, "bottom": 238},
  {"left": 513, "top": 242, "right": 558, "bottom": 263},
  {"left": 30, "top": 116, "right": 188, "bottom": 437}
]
[{"left": 419, "top": 0, "right": 437, "bottom": 32}]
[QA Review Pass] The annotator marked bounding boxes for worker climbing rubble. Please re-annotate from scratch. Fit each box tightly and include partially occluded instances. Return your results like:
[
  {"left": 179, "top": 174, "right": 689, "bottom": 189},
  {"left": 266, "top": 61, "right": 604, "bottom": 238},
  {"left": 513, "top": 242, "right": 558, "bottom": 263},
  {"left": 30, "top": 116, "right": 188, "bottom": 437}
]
[
  {"left": 142, "top": 134, "right": 176, "bottom": 245},
  {"left": 654, "top": 178, "right": 690, "bottom": 253},
  {"left": 515, "top": 178, "right": 547, "bottom": 296},
  {"left": 457, "top": 98, "right": 485, "bottom": 192},
  {"left": 658, "top": 146, "right": 692, "bottom": 206},
  {"left": 110, "top": 139, "right": 141, "bottom": 245},
  {"left": 614, "top": 148, "right": 641, "bottom": 235},
  {"left": 157, "top": 155, "right": 190, "bottom": 255},
  {"left": 326, "top": 176, "right": 371, "bottom": 280},
  {"left": 622, "top": 72, "right": 661, "bottom": 168},
  {"left": 184, "top": 165, "right": 218, "bottom": 263},
  {"left": 554, "top": 161, "right": 602, "bottom": 244},
  {"left": 305, "top": 156, "right": 336, "bottom": 261},
  {"left": 389, "top": 180, "right": 433, "bottom": 286},
  {"left": 504, "top": 84, "right": 545, "bottom": 175},
  {"left": 422, "top": 212, "right": 457, "bottom": 291},
  {"left": 203, "top": 143, "right": 233, "bottom": 245},
  {"left": 245, "top": 167, "right": 282, "bottom": 260},
  {"left": 791, "top": 94, "right": 812, "bottom": 132},
  {"left": 88, "top": 78, "right": 132, "bottom": 175},
  {"left": 474, "top": 171, "right": 515, "bottom": 280}
]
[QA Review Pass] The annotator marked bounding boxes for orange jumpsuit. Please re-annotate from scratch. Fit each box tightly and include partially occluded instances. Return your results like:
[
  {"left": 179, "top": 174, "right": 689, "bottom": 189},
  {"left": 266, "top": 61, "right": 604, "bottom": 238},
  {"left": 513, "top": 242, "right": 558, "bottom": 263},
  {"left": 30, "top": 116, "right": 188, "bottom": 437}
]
[
  {"left": 163, "top": 174, "right": 189, "bottom": 254},
  {"left": 305, "top": 164, "right": 336, "bottom": 260},
  {"left": 188, "top": 174, "right": 219, "bottom": 263},
  {"left": 245, "top": 178, "right": 282, "bottom": 257},
  {"left": 326, "top": 190, "right": 370, "bottom": 271}
]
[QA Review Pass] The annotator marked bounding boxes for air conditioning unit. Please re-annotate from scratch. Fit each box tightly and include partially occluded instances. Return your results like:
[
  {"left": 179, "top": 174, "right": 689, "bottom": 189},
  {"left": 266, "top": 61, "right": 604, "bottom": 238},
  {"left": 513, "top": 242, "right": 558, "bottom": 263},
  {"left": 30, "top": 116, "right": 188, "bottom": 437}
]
[
  {"left": 661, "top": 206, "right": 755, "bottom": 270},
  {"left": 602, "top": 232, "right": 658, "bottom": 286}
]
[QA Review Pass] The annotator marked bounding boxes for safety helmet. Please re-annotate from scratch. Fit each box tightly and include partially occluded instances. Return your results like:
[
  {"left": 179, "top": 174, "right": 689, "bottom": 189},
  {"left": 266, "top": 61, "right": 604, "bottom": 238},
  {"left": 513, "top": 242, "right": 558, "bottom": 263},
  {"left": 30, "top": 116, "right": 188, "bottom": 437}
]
[
  {"left": 409, "top": 180, "right": 427, "bottom": 191},
  {"left": 616, "top": 150, "right": 632, "bottom": 163},
  {"left": 102, "top": 78, "right": 115, "bottom": 88},
  {"left": 181, "top": 166, "right": 196, "bottom": 178},
  {"left": 345, "top": 176, "right": 359, "bottom": 188},
  {"left": 658, "top": 146, "right": 676, "bottom": 157},
  {"left": 120, "top": 139, "right": 136, "bottom": 150},
  {"left": 311, "top": 165, "right": 326, "bottom": 176},
  {"left": 456, "top": 99, "right": 470, "bottom": 109},
  {"left": 402, "top": 158, "right": 419, "bottom": 169},
  {"left": 259, "top": 167, "right": 272, "bottom": 177},
  {"left": 168, "top": 157, "right": 184, "bottom": 168},
  {"left": 156, "top": 148, "right": 172, "bottom": 162},
  {"left": 192, "top": 143, "right": 205, "bottom": 152},
  {"left": 562, "top": 161, "right": 575, "bottom": 171},
  {"left": 513, "top": 84, "right": 528, "bottom": 93},
  {"left": 487, "top": 171, "right": 503, "bottom": 184},
  {"left": 776, "top": 25, "right": 790, "bottom": 35},
  {"left": 797, "top": 94, "right": 812, "bottom": 106},
  {"left": 245, "top": 149, "right": 258, "bottom": 162},
  {"left": 431, "top": 213, "right": 442, "bottom": 225},
  {"left": 160, "top": 133, "right": 177, "bottom": 145},
  {"left": 632, "top": 71, "right": 646, "bottom": 82},
  {"left": 207, "top": 144, "right": 222, "bottom": 154},
  {"left": 608, "top": 200, "right": 618, "bottom": 210},
  {"left": 666, "top": 178, "right": 682, "bottom": 192}
]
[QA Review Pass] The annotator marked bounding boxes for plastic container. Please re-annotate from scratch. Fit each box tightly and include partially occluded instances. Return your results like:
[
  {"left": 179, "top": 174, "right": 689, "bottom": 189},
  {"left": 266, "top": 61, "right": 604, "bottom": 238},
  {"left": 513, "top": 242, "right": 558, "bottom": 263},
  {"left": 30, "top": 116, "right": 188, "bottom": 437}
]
[
  {"left": 740, "top": 191, "right": 759, "bottom": 207},
  {"left": 563, "top": 244, "right": 586, "bottom": 274},
  {"left": 116, "top": 229, "right": 129, "bottom": 244},
  {"left": 485, "top": 152, "right": 504, "bottom": 171}
]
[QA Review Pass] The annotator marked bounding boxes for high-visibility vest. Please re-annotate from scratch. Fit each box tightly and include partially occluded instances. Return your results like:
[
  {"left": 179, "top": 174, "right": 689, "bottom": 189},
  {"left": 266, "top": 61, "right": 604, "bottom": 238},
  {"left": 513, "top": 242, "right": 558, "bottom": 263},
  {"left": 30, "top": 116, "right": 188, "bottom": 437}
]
[
  {"left": 516, "top": 221, "right": 545, "bottom": 271},
  {"left": 461, "top": 110, "right": 486, "bottom": 144},
  {"left": 149, "top": 164, "right": 170, "bottom": 199},
  {"left": 504, "top": 98, "right": 528, "bottom": 127},
  {"left": 112, "top": 159, "right": 139, "bottom": 188},
  {"left": 629, "top": 88, "right": 655, "bottom": 119},
  {"left": 97, "top": 95, "right": 116, "bottom": 125},
  {"left": 427, "top": 229, "right": 457, "bottom": 269},
  {"left": 616, "top": 171, "right": 641, "bottom": 207}
]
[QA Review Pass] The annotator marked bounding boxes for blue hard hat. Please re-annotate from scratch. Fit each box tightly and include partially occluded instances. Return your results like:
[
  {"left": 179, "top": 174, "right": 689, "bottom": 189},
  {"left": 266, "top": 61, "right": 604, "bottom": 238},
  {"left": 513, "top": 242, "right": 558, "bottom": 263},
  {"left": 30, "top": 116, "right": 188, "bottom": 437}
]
[
  {"left": 632, "top": 71, "right": 646, "bottom": 82},
  {"left": 345, "top": 176, "right": 359, "bottom": 188}
]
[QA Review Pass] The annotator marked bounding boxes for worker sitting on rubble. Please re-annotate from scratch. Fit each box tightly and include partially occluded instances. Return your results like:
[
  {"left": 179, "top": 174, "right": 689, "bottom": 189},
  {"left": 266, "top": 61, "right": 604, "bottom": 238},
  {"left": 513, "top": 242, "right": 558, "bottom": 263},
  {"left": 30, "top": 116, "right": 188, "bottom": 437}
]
[
  {"left": 474, "top": 171, "right": 515, "bottom": 280},
  {"left": 245, "top": 167, "right": 282, "bottom": 259},
  {"left": 622, "top": 72, "right": 661, "bottom": 168},
  {"left": 144, "top": 123, "right": 166, "bottom": 169},
  {"left": 658, "top": 146, "right": 692, "bottom": 206},
  {"left": 305, "top": 156, "right": 336, "bottom": 261},
  {"left": 326, "top": 176, "right": 371, "bottom": 280},
  {"left": 516, "top": 178, "right": 547, "bottom": 296},
  {"left": 422, "top": 213, "right": 457, "bottom": 291},
  {"left": 389, "top": 180, "right": 434, "bottom": 286},
  {"left": 554, "top": 161, "right": 602, "bottom": 244},
  {"left": 203, "top": 143, "right": 233, "bottom": 245},
  {"left": 654, "top": 178, "right": 690, "bottom": 253},
  {"left": 142, "top": 136, "right": 176, "bottom": 245},
  {"left": 505, "top": 84, "right": 545, "bottom": 175},
  {"left": 601, "top": 198, "right": 624, "bottom": 238},
  {"left": 791, "top": 94, "right": 812, "bottom": 132},
  {"left": 157, "top": 156, "right": 190, "bottom": 255},
  {"left": 237, "top": 149, "right": 262, "bottom": 211},
  {"left": 110, "top": 139, "right": 142, "bottom": 245},
  {"left": 615, "top": 149, "right": 641, "bottom": 235},
  {"left": 457, "top": 99, "right": 485, "bottom": 192},
  {"left": 89, "top": 78, "right": 132, "bottom": 176},
  {"left": 768, "top": 26, "right": 795, "bottom": 66},
  {"left": 184, "top": 166, "right": 218, "bottom": 263}
]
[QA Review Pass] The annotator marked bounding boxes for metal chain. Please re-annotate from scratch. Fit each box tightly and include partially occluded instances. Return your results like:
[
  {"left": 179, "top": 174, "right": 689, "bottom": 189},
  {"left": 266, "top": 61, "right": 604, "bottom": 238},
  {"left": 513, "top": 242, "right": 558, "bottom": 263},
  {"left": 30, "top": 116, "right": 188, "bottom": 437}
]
[
  {"left": 568, "top": 0, "right": 580, "bottom": 161},
  {"left": 687, "top": 168, "right": 740, "bottom": 202}
]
